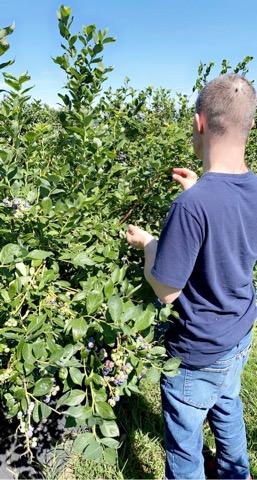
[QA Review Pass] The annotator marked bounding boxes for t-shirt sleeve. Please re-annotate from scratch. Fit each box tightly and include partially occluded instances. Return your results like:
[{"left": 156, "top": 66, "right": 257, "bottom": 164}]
[{"left": 151, "top": 202, "right": 204, "bottom": 289}]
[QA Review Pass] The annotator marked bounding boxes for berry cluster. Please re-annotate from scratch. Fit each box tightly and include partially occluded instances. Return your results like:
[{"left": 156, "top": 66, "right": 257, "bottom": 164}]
[
  {"left": 136, "top": 112, "right": 145, "bottom": 122},
  {"left": 108, "top": 395, "right": 120, "bottom": 407},
  {"left": 5, "top": 317, "right": 18, "bottom": 327},
  {"left": 113, "top": 372, "right": 128, "bottom": 386},
  {"left": 18, "top": 402, "right": 38, "bottom": 448},
  {"left": 0, "top": 369, "right": 11, "bottom": 382},
  {"left": 117, "top": 151, "right": 127, "bottom": 163},
  {"left": 1, "top": 197, "right": 31, "bottom": 217},
  {"left": 103, "top": 359, "right": 115, "bottom": 376},
  {"left": 86, "top": 336, "right": 95, "bottom": 352},
  {"left": 135, "top": 334, "right": 151, "bottom": 350}
]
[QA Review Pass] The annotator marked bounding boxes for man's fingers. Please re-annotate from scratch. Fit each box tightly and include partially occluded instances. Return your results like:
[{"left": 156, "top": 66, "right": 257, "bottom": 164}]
[
  {"left": 173, "top": 167, "right": 191, "bottom": 172},
  {"left": 126, "top": 234, "right": 138, "bottom": 248},
  {"left": 127, "top": 224, "right": 135, "bottom": 234},
  {"left": 172, "top": 167, "right": 196, "bottom": 178},
  {"left": 126, "top": 232, "right": 133, "bottom": 244},
  {"left": 173, "top": 167, "right": 190, "bottom": 173},
  {"left": 172, "top": 173, "right": 185, "bottom": 185}
]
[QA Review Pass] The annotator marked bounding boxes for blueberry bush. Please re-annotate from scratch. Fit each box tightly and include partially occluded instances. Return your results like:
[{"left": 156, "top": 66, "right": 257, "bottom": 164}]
[{"left": 0, "top": 5, "right": 256, "bottom": 466}]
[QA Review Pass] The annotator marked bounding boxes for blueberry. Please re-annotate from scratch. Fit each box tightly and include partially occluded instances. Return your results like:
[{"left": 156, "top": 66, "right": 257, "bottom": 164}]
[
  {"left": 113, "top": 379, "right": 121, "bottom": 385},
  {"left": 117, "top": 151, "right": 127, "bottom": 162},
  {"left": 105, "top": 360, "right": 114, "bottom": 369},
  {"left": 136, "top": 112, "right": 145, "bottom": 121}
]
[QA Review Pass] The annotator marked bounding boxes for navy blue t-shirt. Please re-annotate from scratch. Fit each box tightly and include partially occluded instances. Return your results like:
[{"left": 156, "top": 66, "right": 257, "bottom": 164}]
[{"left": 151, "top": 170, "right": 257, "bottom": 367}]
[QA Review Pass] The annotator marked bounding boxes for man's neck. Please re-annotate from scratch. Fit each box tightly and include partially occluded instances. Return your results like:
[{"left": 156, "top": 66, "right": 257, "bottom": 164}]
[{"left": 202, "top": 139, "right": 248, "bottom": 174}]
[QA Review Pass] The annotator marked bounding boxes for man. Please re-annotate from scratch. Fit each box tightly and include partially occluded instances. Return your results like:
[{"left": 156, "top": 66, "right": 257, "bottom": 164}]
[{"left": 126, "top": 73, "right": 257, "bottom": 479}]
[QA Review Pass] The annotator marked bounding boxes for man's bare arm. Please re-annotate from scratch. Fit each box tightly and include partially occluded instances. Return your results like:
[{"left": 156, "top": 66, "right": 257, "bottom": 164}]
[
  {"left": 125, "top": 167, "right": 198, "bottom": 302},
  {"left": 144, "top": 237, "right": 181, "bottom": 304}
]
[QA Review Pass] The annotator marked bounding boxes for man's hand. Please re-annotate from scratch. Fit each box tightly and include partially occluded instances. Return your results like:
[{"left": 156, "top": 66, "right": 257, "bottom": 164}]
[
  {"left": 126, "top": 224, "right": 153, "bottom": 250},
  {"left": 126, "top": 225, "right": 181, "bottom": 303},
  {"left": 172, "top": 167, "right": 198, "bottom": 190}
]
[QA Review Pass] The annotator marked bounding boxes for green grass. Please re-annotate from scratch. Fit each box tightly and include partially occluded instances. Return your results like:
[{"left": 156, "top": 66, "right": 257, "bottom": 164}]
[{"left": 59, "top": 323, "right": 257, "bottom": 480}]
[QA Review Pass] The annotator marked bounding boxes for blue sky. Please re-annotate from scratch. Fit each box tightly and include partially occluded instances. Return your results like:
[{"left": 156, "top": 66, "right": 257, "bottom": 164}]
[{"left": 1, "top": 0, "right": 257, "bottom": 106}]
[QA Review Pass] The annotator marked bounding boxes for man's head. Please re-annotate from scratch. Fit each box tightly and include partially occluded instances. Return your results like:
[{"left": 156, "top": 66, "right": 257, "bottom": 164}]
[{"left": 193, "top": 74, "right": 257, "bottom": 159}]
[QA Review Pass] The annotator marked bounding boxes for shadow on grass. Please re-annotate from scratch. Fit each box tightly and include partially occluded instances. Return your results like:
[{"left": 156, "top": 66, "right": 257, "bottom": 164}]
[
  {"left": 0, "top": 408, "right": 69, "bottom": 479},
  {"left": 116, "top": 386, "right": 164, "bottom": 479}
]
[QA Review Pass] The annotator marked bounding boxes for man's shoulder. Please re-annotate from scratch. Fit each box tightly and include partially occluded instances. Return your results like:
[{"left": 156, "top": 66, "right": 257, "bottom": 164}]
[{"left": 173, "top": 180, "right": 207, "bottom": 215}]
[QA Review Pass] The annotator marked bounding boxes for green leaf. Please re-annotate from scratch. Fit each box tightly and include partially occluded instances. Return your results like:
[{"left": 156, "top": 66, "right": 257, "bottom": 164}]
[
  {"left": 15, "top": 262, "right": 27, "bottom": 276},
  {"left": 103, "top": 36, "right": 116, "bottom": 44},
  {"left": 32, "top": 401, "right": 51, "bottom": 423},
  {"left": 104, "top": 279, "right": 114, "bottom": 300},
  {"left": 72, "top": 252, "right": 95, "bottom": 267},
  {"left": 41, "top": 197, "right": 52, "bottom": 214},
  {"left": 103, "top": 447, "right": 117, "bottom": 465},
  {"left": 100, "top": 437, "right": 120, "bottom": 448},
  {"left": 83, "top": 25, "right": 96, "bottom": 37},
  {"left": 87, "top": 416, "right": 103, "bottom": 427},
  {"left": 8, "top": 279, "right": 21, "bottom": 299},
  {"left": 83, "top": 441, "right": 103, "bottom": 460},
  {"left": 134, "top": 308, "right": 155, "bottom": 331},
  {"left": 101, "top": 323, "right": 117, "bottom": 346},
  {"left": 128, "top": 384, "right": 140, "bottom": 394},
  {"left": 0, "top": 23, "right": 15, "bottom": 40},
  {"left": 0, "top": 59, "right": 13, "bottom": 69},
  {"left": 27, "top": 315, "right": 45, "bottom": 335},
  {"left": 65, "top": 405, "right": 92, "bottom": 419},
  {"left": 0, "top": 38, "right": 9, "bottom": 57},
  {"left": 22, "top": 344, "right": 35, "bottom": 364},
  {"left": 95, "top": 401, "right": 116, "bottom": 420},
  {"left": 146, "top": 367, "right": 161, "bottom": 383},
  {"left": 57, "top": 5, "right": 72, "bottom": 20},
  {"left": 0, "top": 243, "right": 23, "bottom": 264},
  {"left": 69, "top": 367, "right": 84, "bottom": 386},
  {"left": 86, "top": 290, "right": 103, "bottom": 315},
  {"left": 163, "top": 357, "right": 181, "bottom": 372},
  {"left": 71, "top": 318, "right": 87, "bottom": 341},
  {"left": 163, "top": 369, "right": 179, "bottom": 378},
  {"left": 27, "top": 250, "right": 53, "bottom": 260},
  {"left": 100, "top": 420, "right": 119, "bottom": 438},
  {"left": 57, "top": 389, "right": 85, "bottom": 407},
  {"left": 159, "top": 304, "right": 173, "bottom": 321},
  {"left": 0, "top": 289, "right": 10, "bottom": 303},
  {"left": 150, "top": 346, "right": 166, "bottom": 355},
  {"left": 111, "top": 266, "right": 120, "bottom": 283},
  {"left": 72, "top": 433, "right": 95, "bottom": 454},
  {"left": 33, "top": 378, "right": 53, "bottom": 397},
  {"left": 108, "top": 295, "right": 122, "bottom": 323},
  {"left": 72, "top": 291, "right": 87, "bottom": 302},
  {"left": 32, "top": 340, "right": 47, "bottom": 359}
]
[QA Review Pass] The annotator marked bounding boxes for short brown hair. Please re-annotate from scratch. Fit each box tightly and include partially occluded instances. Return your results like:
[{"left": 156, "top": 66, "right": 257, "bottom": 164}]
[{"left": 195, "top": 74, "right": 256, "bottom": 138}]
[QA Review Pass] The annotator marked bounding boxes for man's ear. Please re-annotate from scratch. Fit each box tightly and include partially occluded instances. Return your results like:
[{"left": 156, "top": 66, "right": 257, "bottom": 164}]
[{"left": 195, "top": 112, "right": 204, "bottom": 134}]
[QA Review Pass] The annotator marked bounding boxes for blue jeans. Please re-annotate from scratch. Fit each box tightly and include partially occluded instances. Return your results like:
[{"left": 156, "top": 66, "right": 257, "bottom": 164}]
[{"left": 160, "top": 328, "right": 253, "bottom": 479}]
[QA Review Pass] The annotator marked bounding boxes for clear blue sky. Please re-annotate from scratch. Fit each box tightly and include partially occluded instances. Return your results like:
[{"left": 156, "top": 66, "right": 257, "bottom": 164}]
[{"left": 1, "top": 0, "right": 257, "bottom": 106}]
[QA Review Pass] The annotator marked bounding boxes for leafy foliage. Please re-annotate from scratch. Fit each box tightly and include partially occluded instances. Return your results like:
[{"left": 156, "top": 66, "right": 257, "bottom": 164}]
[{"left": 0, "top": 5, "right": 182, "bottom": 463}]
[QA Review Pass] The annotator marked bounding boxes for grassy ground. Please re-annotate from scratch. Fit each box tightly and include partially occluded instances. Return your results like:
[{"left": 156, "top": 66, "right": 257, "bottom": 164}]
[{"left": 58, "top": 323, "right": 257, "bottom": 480}]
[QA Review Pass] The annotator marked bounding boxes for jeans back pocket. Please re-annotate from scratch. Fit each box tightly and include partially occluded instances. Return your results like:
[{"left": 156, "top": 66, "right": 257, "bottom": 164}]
[{"left": 183, "top": 361, "right": 232, "bottom": 409}]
